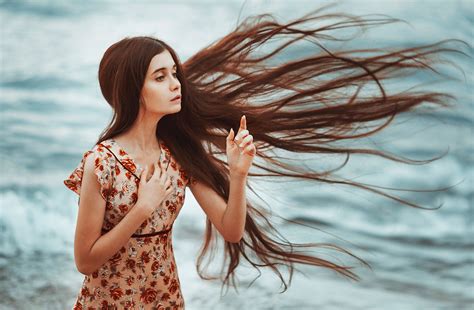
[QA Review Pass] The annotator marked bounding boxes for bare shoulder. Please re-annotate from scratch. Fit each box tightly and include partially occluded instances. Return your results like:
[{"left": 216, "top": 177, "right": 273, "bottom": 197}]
[{"left": 74, "top": 151, "right": 106, "bottom": 245}]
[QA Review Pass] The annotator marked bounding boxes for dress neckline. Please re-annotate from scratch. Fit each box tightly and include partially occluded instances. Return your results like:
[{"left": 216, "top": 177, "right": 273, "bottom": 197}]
[{"left": 107, "top": 138, "right": 165, "bottom": 173}]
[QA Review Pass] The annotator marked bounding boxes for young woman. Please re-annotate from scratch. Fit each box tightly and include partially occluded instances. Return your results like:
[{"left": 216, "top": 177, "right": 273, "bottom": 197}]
[{"left": 64, "top": 6, "right": 465, "bottom": 309}]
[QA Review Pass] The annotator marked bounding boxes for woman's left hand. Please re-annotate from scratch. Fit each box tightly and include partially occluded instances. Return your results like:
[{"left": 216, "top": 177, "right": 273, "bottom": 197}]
[{"left": 226, "top": 115, "right": 256, "bottom": 177}]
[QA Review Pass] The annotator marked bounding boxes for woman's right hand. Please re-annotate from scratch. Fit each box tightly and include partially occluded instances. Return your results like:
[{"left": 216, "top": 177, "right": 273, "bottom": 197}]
[{"left": 135, "top": 162, "right": 173, "bottom": 216}]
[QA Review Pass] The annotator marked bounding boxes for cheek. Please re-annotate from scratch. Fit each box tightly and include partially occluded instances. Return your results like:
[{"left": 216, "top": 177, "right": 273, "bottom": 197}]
[{"left": 143, "top": 83, "right": 166, "bottom": 101}]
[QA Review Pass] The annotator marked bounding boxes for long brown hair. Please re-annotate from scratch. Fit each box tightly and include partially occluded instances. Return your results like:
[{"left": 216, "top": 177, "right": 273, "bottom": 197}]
[{"left": 96, "top": 5, "right": 468, "bottom": 294}]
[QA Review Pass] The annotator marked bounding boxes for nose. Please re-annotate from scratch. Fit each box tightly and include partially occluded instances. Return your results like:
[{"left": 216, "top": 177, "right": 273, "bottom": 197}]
[{"left": 170, "top": 75, "right": 180, "bottom": 91}]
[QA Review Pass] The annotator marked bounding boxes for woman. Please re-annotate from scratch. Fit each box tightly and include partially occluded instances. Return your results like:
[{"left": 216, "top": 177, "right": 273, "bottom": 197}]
[{"left": 64, "top": 6, "right": 466, "bottom": 309}]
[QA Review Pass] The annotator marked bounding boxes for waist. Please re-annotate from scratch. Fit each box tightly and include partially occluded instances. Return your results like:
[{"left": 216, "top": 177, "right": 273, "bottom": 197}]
[{"left": 101, "top": 225, "right": 173, "bottom": 238}]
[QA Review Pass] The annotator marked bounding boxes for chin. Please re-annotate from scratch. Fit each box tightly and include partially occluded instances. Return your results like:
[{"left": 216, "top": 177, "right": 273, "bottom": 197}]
[{"left": 170, "top": 104, "right": 182, "bottom": 114}]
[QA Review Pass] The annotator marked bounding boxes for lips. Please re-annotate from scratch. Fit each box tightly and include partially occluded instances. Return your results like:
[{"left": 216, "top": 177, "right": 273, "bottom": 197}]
[{"left": 171, "top": 95, "right": 181, "bottom": 101}]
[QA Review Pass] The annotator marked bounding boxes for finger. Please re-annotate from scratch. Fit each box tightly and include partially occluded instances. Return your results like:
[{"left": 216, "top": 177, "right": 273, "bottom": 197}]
[
  {"left": 235, "top": 129, "right": 249, "bottom": 144},
  {"left": 161, "top": 172, "right": 170, "bottom": 184},
  {"left": 153, "top": 162, "right": 161, "bottom": 179},
  {"left": 244, "top": 144, "right": 256, "bottom": 155},
  {"left": 226, "top": 128, "right": 235, "bottom": 144},
  {"left": 241, "top": 115, "right": 247, "bottom": 130},
  {"left": 238, "top": 134, "right": 253, "bottom": 148},
  {"left": 236, "top": 115, "right": 246, "bottom": 136},
  {"left": 140, "top": 166, "right": 148, "bottom": 183}
]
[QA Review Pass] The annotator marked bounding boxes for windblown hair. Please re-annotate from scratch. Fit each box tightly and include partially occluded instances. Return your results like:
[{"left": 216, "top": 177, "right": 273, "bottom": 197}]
[{"left": 96, "top": 4, "right": 467, "bottom": 294}]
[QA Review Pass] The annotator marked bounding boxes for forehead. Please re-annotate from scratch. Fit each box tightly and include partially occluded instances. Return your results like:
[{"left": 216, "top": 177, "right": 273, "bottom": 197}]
[{"left": 147, "top": 50, "right": 176, "bottom": 74}]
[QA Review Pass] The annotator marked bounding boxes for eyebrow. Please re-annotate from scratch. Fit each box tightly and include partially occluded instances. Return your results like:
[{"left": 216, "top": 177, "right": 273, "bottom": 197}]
[{"left": 152, "top": 64, "right": 177, "bottom": 75}]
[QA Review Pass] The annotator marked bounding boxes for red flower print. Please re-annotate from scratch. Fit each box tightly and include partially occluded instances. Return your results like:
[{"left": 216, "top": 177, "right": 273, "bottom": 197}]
[
  {"left": 162, "top": 292, "right": 171, "bottom": 301},
  {"left": 140, "top": 251, "right": 150, "bottom": 264},
  {"left": 95, "top": 158, "right": 104, "bottom": 171},
  {"left": 168, "top": 203, "right": 176, "bottom": 214},
  {"left": 101, "top": 188, "right": 110, "bottom": 200},
  {"left": 159, "top": 235, "right": 167, "bottom": 245},
  {"left": 169, "top": 279, "right": 179, "bottom": 295},
  {"left": 109, "top": 287, "right": 124, "bottom": 300},
  {"left": 73, "top": 302, "right": 83, "bottom": 310},
  {"left": 65, "top": 139, "right": 191, "bottom": 308},
  {"left": 140, "top": 219, "right": 148, "bottom": 229},
  {"left": 100, "top": 300, "right": 109, "bottom": 310},
  {"left": 140, "top": 288, "right": 158, "bottom": 304},
  {"left": 124, "top": 300, "right": 136, "bottom": 309},
  {"left": 126, "top": 276, "right": 135, "bottom": 286},
  {"left": 151, "top": 261, "right": 160, "bottom": 271},
  {"left": 122, "top": 158, "right": 135, "bottom": 172},
  {"left": 131, "top": 192, "right": 138, "bottom": 204},
  {"left": 119, "top": 204, "right": 128, "bottom": 213},
  {"left": 110, "top": 252, "right": 122, "bottom": 265},
  {"left": 125, "top": 259, "right": 136, "bottom": 270},
  {"left": 80, "top": 287, "right": 90, "bottom": 297}
]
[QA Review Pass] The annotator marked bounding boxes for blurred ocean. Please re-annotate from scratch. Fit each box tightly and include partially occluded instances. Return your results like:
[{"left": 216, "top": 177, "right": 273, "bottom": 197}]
[{"left": 0, "top": 0, "right": 472, "bottom": 309}]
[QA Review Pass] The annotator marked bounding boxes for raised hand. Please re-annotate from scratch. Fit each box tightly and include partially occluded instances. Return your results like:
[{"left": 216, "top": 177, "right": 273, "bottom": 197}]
[{"left": 226, "top": 115, "right": 256, "bottom": 177}]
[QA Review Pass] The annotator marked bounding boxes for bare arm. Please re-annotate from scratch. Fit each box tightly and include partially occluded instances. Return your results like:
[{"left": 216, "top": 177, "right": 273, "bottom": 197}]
[
  {"left": 222, "top": 172, "right": 247, "bottom": 241},
  {"left": 189, "top": 172, "right": 247, "bottom": 243},
  {"left": 74, "top": 153, "right": 148, "bottom": 275}
]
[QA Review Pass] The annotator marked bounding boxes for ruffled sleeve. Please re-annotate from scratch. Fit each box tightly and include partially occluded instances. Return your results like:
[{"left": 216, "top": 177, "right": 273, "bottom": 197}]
[{"left": 63, "top": 144, "right": 113, "bottom": 202}]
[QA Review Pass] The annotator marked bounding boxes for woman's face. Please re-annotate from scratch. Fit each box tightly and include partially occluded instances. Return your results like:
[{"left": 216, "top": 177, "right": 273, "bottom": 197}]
[{"left": 140, "top": 49, "right": 182, "bottom": 115}]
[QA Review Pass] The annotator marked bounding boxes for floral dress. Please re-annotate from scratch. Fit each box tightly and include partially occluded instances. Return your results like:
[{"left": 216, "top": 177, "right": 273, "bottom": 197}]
[{"left": 64, "top": 138, "right": 191, "bottom": 310}]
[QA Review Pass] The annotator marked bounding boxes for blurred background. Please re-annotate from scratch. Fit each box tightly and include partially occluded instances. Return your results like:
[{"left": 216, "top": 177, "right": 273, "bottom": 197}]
[{"left": 0, "top": 0, "right": 472, "bottom": 309}]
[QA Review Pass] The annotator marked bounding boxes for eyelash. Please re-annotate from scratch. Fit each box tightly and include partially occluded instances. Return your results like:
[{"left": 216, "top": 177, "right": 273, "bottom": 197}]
[{"left": 156, "top": 72, "right": 177, "bottom": 81}]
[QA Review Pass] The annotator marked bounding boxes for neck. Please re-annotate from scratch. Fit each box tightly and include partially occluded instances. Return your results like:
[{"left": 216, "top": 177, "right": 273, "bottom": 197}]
[{"left": 120, "top": 109, "right": 163, "bottom": 153}]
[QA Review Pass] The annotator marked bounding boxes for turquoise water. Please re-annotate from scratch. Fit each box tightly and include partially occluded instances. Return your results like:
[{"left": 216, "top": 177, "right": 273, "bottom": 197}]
[{"left": 0, "top": 0, "right": 472, "bottom": 309}]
